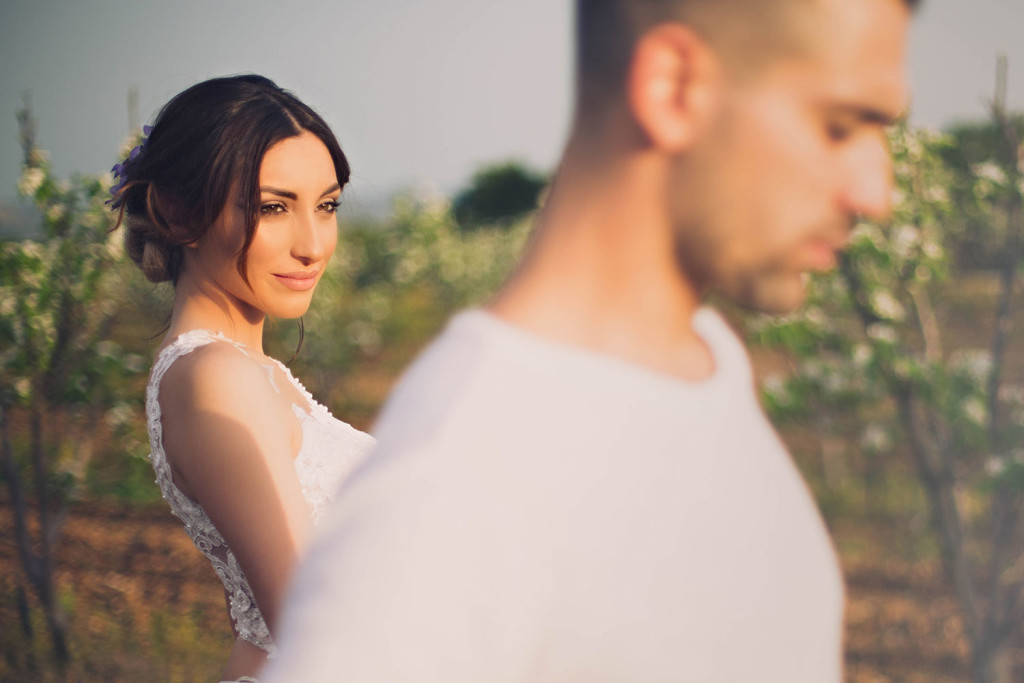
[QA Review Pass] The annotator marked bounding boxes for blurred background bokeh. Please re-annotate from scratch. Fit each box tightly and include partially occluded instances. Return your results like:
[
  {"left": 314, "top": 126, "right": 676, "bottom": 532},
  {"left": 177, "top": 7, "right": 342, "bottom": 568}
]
[{"left": 2, "top": 1, "right": 1024, "bottom": 681}]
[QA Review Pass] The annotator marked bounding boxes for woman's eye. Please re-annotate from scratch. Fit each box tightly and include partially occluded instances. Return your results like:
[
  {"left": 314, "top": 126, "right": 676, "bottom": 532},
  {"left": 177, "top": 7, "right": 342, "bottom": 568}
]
[
  {"left": 319, "top": 199, "right": 340, "bottom": 214},
  {"left": 260, "top": 202, "right": 286, "bottom": 216}
]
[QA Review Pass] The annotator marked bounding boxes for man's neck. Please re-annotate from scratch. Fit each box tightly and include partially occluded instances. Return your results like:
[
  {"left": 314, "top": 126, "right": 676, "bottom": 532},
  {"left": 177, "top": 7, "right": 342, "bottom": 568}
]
[{"left": 488, "top": 142, "right": 716, "bottom": 382}]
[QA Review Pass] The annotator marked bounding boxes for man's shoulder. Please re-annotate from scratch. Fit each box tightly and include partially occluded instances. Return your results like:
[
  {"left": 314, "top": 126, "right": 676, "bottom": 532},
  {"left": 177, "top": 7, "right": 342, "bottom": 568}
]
[
  {"left": 371, "top": 309, "right": 543, "bottom": 445},
  {"left": 375, "top": 307, "right": 752, "bottom": 443}
]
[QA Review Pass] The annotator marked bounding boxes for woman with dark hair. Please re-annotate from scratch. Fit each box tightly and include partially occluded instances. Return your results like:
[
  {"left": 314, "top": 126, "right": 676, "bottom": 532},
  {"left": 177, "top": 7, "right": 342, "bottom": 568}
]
[{"left": 110, "top": 74, "right": 374, "bottom": 681}]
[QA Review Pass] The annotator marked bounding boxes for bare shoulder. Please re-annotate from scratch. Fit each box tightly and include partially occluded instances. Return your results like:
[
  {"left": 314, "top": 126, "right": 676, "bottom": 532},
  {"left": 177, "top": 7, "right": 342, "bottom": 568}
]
[
  {"left": 159, "top": 341, "right": 281, "bottom": 415},
  {"left": 157, "top": 341, "right": 298, "bottom": 489}
]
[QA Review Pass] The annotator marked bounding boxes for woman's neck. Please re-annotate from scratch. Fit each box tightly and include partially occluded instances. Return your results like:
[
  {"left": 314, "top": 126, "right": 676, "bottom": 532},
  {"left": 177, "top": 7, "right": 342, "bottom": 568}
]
[{"left": 165, "top": 275, "right": 266, "bottom": 352}]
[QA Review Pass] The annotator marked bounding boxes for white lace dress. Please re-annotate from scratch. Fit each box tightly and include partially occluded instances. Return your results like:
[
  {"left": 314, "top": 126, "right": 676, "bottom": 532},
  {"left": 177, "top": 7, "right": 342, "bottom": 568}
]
[{"left": 145, "top": 330, "right": 375, "bottom": 653}]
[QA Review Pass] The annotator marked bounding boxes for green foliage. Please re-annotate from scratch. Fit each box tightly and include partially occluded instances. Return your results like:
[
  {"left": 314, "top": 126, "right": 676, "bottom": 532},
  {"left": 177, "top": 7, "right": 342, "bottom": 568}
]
[
  {"left": 938, "top": 115, "right": 1024, "bottom": 269},
  {"left": 750, "top": 124, "right": 1008, "bottom": 473},
  {"left": 748, "top": 119, "right": 1024, "bottom": 679},
  {"left": 452, "top": 161, "right": 547, "bottom": 231},
  {"left": 0, "top": 128, "right": 155, "bottom": 669},
  {"left": 1, "top": 147, "right": 148, "bottom": 499}
]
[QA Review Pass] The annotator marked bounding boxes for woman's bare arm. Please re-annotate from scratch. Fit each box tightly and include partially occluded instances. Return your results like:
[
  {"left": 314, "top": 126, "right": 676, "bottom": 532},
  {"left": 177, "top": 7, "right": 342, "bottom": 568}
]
[{"left": 159, "top": 342, "right": 312, "bottom": 636}]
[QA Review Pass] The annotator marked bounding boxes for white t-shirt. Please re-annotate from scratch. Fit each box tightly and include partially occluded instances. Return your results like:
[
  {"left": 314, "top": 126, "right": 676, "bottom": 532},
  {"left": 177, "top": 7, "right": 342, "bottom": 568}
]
[{"left": 264, "top": 308, "right": 844, "bottom": 682}]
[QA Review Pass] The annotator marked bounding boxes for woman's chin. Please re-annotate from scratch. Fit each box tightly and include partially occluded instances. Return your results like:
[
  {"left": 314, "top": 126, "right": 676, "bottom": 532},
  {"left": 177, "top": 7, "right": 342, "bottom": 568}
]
[{"left": 266, "top": 301, "right": 313, "bottom": 320}]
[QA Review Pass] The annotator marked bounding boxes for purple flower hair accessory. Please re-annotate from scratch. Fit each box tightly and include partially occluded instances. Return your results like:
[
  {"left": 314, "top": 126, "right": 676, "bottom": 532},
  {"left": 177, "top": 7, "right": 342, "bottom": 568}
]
[{"left": 107, "top": 124, "right": 153, "bottom": 207}]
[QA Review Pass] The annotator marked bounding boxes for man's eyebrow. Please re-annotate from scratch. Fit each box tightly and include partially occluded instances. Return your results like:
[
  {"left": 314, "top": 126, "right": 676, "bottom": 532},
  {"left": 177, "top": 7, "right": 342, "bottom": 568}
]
[
  {"left": 833, "top": 103, "right": 908, "bottom": 127},
  {"left": 866, "top": 107, "right": 906, "bottom": 127}
]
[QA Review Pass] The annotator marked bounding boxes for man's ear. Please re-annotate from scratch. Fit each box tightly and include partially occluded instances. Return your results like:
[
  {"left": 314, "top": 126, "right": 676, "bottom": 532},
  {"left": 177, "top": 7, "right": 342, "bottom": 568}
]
[{"left": 628, "top": 23, "right": 720, "bottom": 152}]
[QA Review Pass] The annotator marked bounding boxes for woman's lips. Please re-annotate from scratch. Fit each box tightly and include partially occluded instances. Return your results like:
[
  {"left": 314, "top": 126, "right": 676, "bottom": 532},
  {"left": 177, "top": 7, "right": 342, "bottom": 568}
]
[{"left": 273, "top": 270, "right": 319, "bottom": 291}]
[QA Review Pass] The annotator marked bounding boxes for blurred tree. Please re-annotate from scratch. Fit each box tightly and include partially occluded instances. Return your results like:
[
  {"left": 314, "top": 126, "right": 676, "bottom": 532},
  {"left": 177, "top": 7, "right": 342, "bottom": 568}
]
[
  {"left": 452, "top": 161, "right": 547, "bottom": 231},
  {"left": 939, "top": 112, "right": 1024, "bottom": 270},
  {"left": 750, "top": 66, "right": 1024, "bottom": 682},
  {"left": 0, "top": 100, "right": 144, "bottom": 667}
]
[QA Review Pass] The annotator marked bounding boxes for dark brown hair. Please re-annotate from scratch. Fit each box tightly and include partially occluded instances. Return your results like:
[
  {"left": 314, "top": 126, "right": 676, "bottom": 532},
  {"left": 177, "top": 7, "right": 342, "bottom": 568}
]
[
  {"left": 575, "top": 0, "right": 922, "bottom": 109},
  {"left": 112, "top": 74, "right": 349, "bottom": 285}
]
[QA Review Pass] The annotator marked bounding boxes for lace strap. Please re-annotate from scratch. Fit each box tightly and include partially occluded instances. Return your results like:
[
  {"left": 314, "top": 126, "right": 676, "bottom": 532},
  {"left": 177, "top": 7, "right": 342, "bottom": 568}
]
[
  {"left": 149, "top": 329, "right": 289, "bottom": 398},
  {"left": 149, "top": 330, "right": 250, "bottom": 392},
  {"left": 267, "top": 357, "right": 325, "bottom": 416}
]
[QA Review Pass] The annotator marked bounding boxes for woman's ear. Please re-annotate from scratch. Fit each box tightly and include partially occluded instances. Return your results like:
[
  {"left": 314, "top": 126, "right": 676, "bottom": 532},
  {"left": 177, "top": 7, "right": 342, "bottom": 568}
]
[{"left": 628, "top": 23, "right": 720, "bottom": 153}]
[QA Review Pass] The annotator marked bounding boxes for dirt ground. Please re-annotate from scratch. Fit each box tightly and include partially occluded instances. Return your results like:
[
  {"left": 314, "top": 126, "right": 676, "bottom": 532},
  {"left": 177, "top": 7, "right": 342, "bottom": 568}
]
[{"left": 3, "top": 499, "right": 1022, "bottom": 682}]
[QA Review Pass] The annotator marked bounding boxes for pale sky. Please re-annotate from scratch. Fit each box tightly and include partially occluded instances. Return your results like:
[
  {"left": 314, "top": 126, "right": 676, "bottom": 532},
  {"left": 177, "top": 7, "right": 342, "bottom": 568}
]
[{"left": 1, "top": 0, "right": 1023, "bottom": 213}]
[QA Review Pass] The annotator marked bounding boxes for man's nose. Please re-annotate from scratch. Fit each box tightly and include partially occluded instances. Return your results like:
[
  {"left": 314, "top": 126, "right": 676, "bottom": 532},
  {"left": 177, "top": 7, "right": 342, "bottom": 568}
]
[{"left": 839, "top": 132, "right": 894, "bottom": 222}]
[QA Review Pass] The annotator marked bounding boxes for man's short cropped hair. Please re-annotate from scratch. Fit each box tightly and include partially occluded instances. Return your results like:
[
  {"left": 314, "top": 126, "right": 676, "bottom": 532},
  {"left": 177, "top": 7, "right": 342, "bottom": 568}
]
[{"left": 575, "top": 0, "right": 921, "bottom": 107}]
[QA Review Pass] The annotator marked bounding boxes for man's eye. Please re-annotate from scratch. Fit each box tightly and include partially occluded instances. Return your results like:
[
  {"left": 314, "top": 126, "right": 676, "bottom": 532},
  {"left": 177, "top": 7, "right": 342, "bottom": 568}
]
[
  {"left": 827, "top": 122, "right": 853, "bottom": 143},
  {"left": 260, "top": 203, "right": 286, "bottom": 216}
]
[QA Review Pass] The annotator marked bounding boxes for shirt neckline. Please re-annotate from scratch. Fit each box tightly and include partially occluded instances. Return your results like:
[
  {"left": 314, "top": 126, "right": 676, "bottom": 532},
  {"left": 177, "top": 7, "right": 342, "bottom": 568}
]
[{"left": 448, "top": 306, "right": 749, "bottom": 392}]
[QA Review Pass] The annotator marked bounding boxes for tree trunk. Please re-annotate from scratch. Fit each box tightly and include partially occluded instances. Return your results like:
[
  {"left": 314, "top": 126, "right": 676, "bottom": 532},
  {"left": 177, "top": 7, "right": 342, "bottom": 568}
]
[
  {"left": 2, "top": 402, "right": 70, "bottom": 667},
  {"left": 29, "top": 402, "right": 70, "bottom": 668}
]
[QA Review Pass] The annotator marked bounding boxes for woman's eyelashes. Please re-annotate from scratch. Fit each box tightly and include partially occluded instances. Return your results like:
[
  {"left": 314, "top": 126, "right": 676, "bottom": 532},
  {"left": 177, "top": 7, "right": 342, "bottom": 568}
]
[
  {"left": 258, "top": 197, "right": 340, "bottom": 217},
  {"left": 260, "top": 201, "right": 287, "bottom": 216}
]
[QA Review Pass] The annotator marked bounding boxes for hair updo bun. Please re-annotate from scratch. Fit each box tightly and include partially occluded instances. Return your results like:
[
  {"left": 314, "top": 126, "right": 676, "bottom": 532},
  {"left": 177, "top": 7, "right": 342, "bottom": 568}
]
[
  {"left": 109, "top": 74, "right": 350, "bottom": 286},
  {"left": 122, "top": 213, "right": 181, "bottom": 284}
]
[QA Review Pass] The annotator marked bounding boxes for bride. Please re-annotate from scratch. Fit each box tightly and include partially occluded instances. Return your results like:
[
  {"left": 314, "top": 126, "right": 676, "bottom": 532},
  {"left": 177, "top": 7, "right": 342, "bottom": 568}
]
[{"left": 109, "top": 74, "right": 374, "bottom": 681}]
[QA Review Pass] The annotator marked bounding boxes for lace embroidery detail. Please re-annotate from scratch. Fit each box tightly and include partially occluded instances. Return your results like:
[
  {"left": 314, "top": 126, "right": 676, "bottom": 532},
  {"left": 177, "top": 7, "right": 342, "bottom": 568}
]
[{"left": 146, "top": 330, "right": 375, "bottom": 653}]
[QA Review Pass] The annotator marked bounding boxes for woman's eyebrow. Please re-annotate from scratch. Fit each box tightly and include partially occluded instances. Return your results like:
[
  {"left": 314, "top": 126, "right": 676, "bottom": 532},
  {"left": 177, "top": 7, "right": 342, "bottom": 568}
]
[
  {"left": 319, "top": 183, "right": 341, "bottom": 198},
  {"left": 260, "top": 183, "right": 342, "bottom": 199},
  {"left": 260, "top": 186, "right": 297, "bottom": 200}
]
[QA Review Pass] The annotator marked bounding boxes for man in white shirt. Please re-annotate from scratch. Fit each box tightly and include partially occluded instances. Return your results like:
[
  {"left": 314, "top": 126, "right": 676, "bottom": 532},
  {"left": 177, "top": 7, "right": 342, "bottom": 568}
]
[{"left": 263, "top": 0, "right": 916, "bottom": 680}]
